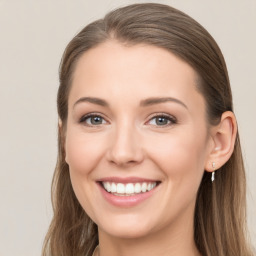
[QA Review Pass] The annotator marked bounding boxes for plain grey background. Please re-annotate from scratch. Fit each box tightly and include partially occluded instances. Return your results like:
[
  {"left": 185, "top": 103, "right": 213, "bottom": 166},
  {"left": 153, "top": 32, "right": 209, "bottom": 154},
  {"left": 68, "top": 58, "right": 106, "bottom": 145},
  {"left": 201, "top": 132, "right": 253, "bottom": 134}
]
[{"left": 0, "top": 0, "right": 255, "bottom": 255}]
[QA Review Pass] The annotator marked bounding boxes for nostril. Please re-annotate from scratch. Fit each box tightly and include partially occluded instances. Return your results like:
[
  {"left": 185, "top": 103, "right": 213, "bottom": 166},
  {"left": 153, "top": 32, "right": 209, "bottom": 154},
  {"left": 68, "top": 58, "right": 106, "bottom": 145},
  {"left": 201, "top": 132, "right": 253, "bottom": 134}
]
[{"left": 106, "top": 137, "right": 144, "bottom": 166}]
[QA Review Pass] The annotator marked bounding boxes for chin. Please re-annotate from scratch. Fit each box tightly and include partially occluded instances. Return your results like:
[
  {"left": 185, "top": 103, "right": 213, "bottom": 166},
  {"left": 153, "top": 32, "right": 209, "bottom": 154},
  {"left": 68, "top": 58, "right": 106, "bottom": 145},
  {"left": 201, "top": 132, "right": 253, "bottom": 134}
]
[{"left": 97, "top": 214, "right": 156, "bottom": 239}]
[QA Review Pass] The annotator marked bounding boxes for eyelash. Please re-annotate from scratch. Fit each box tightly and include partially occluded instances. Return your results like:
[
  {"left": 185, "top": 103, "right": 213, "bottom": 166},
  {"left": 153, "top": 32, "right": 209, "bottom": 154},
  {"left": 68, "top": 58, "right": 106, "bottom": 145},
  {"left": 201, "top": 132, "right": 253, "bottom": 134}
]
[
  {"left": 79, "top": 112, "right": 177, "bottom": 127},
  {"left": 146, "top": 113, "right": 177, "bottom": 127},
  {"left": 79, "top": 112, "right": 107, "bottom": 127}
]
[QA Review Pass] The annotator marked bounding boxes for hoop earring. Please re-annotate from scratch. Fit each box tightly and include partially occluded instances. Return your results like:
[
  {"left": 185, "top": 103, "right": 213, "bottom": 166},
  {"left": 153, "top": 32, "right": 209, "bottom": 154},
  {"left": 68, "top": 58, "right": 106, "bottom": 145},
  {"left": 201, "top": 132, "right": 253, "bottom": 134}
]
[{"left": 211, "top": 162, "right": 215, "bottom": 183}]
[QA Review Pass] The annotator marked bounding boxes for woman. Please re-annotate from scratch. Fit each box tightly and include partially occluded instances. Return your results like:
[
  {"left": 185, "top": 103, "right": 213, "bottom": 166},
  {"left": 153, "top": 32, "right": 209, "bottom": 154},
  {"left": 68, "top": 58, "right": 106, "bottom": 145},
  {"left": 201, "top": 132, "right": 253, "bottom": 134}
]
[{"left": 42, "top": 3, "right": 254, "bottom": 256}]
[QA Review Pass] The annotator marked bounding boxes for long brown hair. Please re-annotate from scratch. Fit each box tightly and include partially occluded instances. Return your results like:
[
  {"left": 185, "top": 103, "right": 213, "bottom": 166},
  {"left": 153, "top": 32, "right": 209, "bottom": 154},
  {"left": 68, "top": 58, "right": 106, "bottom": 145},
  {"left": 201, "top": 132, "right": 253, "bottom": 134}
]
[{"left": 42, "top": 3, "right": 254, "bottom": 256}]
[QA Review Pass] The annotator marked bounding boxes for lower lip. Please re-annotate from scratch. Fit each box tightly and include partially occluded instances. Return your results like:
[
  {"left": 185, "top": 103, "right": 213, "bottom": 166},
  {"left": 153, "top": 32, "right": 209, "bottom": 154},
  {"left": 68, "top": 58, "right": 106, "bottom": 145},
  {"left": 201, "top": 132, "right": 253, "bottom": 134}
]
[{"left": 97, "top": 183, "right": 159, "bottom": 207}]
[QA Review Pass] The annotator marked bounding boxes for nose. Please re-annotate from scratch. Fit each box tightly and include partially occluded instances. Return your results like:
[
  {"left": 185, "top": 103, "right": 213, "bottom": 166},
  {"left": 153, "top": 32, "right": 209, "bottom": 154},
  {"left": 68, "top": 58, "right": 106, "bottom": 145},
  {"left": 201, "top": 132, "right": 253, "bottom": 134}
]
[{"left": 106, "top": 123, "right": 144, "bottom": 167}]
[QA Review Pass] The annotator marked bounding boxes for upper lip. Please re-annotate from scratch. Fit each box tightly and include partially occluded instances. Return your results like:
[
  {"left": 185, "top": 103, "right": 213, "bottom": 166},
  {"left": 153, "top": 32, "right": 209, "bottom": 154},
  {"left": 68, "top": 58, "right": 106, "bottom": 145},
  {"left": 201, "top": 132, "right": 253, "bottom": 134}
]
[{"left": 97, "top": 176, "right": 160, "bottom": 184}]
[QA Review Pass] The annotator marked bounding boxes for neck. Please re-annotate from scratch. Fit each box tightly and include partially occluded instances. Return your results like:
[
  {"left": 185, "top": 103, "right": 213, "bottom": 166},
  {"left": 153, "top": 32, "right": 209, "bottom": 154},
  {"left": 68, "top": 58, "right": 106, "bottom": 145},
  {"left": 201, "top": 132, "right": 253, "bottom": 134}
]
[{"left": 97, "top": 206, "right": 201, "bottom": 256}]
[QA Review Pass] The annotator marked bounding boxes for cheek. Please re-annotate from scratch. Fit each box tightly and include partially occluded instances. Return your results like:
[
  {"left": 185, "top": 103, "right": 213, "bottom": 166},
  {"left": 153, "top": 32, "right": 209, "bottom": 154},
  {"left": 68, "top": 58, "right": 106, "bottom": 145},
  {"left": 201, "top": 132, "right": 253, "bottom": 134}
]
[
  {"left": 65, "top": 129, "right": 107, "bottom": 175},
  {"left": 64, "top": 129, "right": 108, "bottom": 219},
  {"left": 145, "top": 127, "right": 208, "bottom": 181},
  {"left": 142, "top": 129, "right": 208, "bottom": 225}
]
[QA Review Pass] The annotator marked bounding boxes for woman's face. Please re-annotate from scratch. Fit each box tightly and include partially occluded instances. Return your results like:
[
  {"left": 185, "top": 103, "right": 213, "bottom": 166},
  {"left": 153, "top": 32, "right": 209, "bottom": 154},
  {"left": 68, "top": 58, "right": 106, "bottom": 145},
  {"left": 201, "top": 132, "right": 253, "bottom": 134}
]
[{"left": 65, "top": 41, "right": 213, "bottom": 238}]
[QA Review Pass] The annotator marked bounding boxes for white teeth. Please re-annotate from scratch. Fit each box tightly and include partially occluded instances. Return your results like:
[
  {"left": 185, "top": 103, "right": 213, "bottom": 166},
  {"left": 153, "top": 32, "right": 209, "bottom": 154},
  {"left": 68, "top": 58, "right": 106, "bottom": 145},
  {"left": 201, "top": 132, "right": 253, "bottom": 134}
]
[
  {"left": 125, "top": 183, "right": 134, "bottom": 194},
  {"left": 111, "top": 183, "right": 117, "bottom": 193},
  {"left": 102, "top": 181, "right": 157, "bottom": 195},
  {"left": 141, "top": 182, "right": 147, "bottom": 192},
  {"left": 116, "top": 183, "right": 125, "bottom": 193},
  {"left": 107, "top": 182, "right": 112, "bottom": 192},
  {"left": 134, "top": 183, "right": 141, "bottom": 193}
]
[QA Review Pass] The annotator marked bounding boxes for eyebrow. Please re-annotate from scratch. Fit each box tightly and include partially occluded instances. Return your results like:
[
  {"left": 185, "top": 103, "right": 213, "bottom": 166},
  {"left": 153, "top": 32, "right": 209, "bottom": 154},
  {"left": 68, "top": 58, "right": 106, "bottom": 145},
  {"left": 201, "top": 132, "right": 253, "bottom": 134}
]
[
  {"left": 140, "top": 97, "right": 188, "bottom": 109},
  {"left": 73, "top": 96, "right": 187, "bottom": 109},
  {"left": 73, "top": 97, "right": 109, "bottom": 108}
]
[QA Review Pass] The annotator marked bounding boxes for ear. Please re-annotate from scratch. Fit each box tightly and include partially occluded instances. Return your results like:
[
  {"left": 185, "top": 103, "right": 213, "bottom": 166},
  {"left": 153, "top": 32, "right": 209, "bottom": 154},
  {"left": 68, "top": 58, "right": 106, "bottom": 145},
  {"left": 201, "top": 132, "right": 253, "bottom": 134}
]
[
  {"left": 205, "top": 111, "right": 237, "bottom": 172},
  {"left": 58, "top": 118, "right": 62, "bottom": 128}
]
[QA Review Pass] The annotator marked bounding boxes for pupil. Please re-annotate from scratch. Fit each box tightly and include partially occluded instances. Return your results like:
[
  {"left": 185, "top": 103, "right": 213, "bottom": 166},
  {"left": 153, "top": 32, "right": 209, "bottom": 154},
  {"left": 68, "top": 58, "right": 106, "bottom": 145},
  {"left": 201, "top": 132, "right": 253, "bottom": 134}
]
[
  {"left": 157, "top": 117, "right": 167, "bottom": 125},
  {"left": 92, "top": 116, "right": 102, "bottom": 124}
]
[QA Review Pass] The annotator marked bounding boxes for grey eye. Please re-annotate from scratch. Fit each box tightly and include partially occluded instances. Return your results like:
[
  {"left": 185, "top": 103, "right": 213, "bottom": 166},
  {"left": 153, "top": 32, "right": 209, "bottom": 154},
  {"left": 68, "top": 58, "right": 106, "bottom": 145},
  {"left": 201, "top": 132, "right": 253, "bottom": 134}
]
[
  {"left": 81, "top": 115, "right": 107, "bottom": 126},
  {"left": 155, "top": 117, "right": 169, "bottom": 125},
  {"left": 147, "top": 114, "right": 177, "bottom": 127},
  {"left": 149, "top": 116, "right": 170, "bottom": 126},
  {"left": 89, "top": 116, "right": 104, "bottom": 125}
]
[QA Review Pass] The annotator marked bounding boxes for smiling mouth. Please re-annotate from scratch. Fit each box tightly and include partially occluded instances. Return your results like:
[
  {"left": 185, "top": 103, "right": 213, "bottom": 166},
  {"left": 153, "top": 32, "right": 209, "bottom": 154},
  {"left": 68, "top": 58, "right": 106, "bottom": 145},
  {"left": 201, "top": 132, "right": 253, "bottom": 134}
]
[{"left": 99, "top": 181, "right": 161, "bottom": 196}]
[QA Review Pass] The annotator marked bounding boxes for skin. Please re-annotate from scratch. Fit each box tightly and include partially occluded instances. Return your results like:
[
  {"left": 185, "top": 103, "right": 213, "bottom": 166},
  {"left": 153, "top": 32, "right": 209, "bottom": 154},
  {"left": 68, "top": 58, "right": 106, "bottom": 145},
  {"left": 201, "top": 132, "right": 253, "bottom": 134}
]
[{"left": 64, "top": 41, "right": 237, "bottom": 256}]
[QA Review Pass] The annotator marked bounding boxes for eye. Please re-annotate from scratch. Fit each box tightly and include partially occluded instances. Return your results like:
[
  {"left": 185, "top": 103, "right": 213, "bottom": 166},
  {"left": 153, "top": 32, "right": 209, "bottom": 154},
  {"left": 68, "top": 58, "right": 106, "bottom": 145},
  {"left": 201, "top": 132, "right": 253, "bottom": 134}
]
[
  {"left": 80, "top": 114, "right": 107, "bottom": 126},
  {"left": 147, "top": 114, "right": 177, "bottom": 127}
]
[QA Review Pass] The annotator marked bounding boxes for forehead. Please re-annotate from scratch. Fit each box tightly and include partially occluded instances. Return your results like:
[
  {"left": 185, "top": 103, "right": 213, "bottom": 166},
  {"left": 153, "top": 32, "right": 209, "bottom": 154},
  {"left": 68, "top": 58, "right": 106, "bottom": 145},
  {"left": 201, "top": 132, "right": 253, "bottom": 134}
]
[{"left": 69, "top": 41, "right": 205, "bottom": 112}]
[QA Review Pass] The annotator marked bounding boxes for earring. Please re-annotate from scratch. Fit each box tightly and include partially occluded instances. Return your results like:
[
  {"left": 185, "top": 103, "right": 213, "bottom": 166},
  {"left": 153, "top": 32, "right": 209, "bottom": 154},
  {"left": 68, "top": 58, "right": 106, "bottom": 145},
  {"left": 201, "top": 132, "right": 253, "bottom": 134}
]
[{"left": 211, "top": 162, "right": 215, "bottom": 183}]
